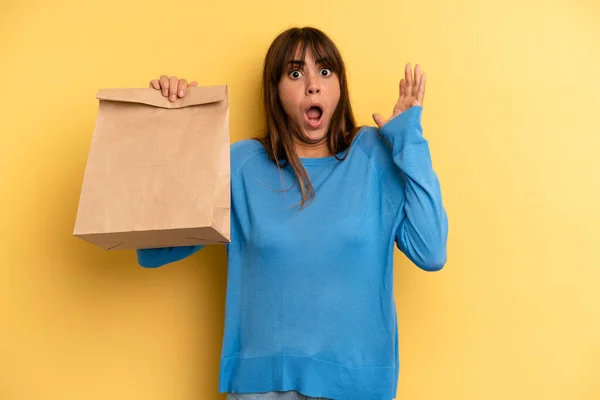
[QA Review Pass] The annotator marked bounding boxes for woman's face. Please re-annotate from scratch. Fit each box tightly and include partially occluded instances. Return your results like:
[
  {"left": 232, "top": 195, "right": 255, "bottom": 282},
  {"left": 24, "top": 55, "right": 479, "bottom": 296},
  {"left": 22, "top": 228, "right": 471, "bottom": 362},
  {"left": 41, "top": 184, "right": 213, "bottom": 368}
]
[{"left": 277, "top": 48, "right": 341, "bottom": 143}]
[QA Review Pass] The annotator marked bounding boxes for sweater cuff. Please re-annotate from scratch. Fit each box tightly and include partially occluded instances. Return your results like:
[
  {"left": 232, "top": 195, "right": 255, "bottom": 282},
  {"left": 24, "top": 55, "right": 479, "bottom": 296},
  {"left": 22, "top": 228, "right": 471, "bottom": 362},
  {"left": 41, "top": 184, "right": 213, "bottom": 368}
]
[{"left": 379, "top": 106, "right": 425, "bottom": 149}]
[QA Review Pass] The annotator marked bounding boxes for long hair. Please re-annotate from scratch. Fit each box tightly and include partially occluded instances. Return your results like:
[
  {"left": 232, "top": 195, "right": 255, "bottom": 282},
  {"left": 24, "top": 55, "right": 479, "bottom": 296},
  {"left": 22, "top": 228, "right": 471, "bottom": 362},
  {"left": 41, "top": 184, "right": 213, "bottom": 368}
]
[{"left": 256, "top": 27, "right": 361, "bottom": 209}]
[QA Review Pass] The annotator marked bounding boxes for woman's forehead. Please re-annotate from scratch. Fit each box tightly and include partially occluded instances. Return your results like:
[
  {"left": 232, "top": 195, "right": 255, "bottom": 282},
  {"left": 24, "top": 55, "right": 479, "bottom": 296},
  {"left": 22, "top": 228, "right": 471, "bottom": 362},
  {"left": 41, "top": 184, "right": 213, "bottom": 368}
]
[{"left": 288, "top": 46, "right": 329, "bottom": 66}]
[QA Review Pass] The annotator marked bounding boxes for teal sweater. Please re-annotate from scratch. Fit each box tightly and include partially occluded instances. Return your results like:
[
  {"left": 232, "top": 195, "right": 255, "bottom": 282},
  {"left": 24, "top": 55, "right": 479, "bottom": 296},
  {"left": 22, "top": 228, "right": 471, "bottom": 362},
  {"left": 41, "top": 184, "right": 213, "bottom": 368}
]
[{"left": 137, "top": 106, "right": 448, "bottom": 399}]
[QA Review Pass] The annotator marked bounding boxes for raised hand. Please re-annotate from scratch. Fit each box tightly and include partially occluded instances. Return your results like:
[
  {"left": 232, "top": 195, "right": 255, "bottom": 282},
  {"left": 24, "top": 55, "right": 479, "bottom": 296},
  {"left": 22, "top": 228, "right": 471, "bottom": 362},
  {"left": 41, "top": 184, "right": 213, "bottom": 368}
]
[{"left": 373, "top": 63, "right": 426, "bottom": 129}]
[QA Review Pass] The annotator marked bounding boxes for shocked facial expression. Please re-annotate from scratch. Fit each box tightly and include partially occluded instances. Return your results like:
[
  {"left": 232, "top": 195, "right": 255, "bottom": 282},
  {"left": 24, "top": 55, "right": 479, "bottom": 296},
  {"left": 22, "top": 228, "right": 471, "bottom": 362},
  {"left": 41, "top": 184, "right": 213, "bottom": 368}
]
[{"left": 277, "top": 48, "right": 341, "bottom": 143}]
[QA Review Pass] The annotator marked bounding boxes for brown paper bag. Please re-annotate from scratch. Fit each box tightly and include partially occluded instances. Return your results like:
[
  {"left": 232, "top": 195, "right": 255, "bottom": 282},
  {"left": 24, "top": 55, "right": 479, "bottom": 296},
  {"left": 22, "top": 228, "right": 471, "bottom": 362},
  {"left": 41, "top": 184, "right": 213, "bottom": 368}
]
[{"left": 73, "top": 86, "right": 230, "bottom": 251}]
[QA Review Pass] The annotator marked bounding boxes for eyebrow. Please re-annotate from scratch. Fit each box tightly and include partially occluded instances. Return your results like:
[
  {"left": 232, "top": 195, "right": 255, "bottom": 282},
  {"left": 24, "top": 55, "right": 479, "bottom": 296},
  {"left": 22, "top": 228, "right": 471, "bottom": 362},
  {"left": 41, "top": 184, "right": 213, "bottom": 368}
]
[{"left": 287, "top": 57, "right": 331, "bottom": 67}]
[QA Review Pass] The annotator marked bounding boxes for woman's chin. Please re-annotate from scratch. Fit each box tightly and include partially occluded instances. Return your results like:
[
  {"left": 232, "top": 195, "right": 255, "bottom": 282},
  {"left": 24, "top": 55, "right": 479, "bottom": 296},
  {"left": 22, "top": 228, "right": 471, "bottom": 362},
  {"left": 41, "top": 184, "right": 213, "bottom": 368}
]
[
  {"left": 303, "top": 130, "right": 327, "bottom": 142},
  {"left": 301, "top": 122, "right": 329, "bottom": 142}
]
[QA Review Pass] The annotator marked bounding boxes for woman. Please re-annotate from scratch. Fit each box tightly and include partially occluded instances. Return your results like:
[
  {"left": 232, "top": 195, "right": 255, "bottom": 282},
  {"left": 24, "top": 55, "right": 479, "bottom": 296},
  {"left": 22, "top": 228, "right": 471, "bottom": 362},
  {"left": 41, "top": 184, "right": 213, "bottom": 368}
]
[{"left": 138, "top": 27, "right": 448, "bottom": 400}]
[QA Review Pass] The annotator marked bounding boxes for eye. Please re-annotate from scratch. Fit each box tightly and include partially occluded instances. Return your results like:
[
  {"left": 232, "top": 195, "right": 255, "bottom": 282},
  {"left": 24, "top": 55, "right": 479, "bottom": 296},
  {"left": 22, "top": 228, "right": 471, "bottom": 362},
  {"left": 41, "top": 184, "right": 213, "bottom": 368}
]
[
  {"left": 320, "top": 68, "right": 332, "bottom": 77},
  {"left": 289, "top": 70, "right": 303, "bottom": 79}
]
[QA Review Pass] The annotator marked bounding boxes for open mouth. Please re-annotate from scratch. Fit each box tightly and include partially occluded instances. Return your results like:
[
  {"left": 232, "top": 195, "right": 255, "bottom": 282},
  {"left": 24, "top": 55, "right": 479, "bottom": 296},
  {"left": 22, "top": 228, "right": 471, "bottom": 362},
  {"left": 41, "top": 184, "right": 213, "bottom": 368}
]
[{"left": 305, "top": 105, "right": 324, "bottom": 128}]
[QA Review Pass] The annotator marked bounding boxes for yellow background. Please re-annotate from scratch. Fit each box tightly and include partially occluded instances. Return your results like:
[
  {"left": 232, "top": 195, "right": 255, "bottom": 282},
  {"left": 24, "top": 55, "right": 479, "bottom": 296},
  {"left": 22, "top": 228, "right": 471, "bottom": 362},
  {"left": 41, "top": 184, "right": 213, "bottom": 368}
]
[{"left": 1, "top": 0, "right": 599, "bottom": 399}]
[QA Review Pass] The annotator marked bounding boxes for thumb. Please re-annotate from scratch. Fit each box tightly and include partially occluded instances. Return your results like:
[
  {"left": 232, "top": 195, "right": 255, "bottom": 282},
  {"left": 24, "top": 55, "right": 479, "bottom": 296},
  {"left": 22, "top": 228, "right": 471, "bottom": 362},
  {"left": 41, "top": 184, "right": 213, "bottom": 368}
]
[
  {"left": 372, "top": 113, "right": 386, "bottom": 129},
  {"left": 189, "top": 81, "right": 198, "bottom": 87}
]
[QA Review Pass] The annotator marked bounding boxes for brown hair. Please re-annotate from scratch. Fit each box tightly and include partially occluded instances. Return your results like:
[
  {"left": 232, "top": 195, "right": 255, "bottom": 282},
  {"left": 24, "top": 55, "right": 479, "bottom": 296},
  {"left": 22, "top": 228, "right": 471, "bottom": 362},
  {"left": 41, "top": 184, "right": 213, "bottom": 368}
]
[{"left": 256, "top": 27, "right": 361, "bottom": 209}]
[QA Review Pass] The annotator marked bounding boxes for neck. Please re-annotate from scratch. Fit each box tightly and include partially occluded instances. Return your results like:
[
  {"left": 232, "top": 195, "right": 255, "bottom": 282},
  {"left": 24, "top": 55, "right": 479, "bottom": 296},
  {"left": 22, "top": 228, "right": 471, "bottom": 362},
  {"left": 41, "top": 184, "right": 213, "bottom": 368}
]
[{"left": 293, "top": 141, "right": 331, "bottom": 158}]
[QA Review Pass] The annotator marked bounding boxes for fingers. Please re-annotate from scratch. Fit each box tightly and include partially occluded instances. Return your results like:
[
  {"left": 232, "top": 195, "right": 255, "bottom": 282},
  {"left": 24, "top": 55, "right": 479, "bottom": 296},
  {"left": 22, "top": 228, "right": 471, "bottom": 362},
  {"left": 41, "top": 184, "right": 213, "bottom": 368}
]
[
  {"left": 399, "top": 79, "right": 406, "bottom": 98},
  {"left": 417, "top": 72, "right": 426, "bottom": 105},
  {"left": 401, "top": 63, "right": 426, "bottom": 106},
  {"left": 151, "top": 76, "right": 198, "bottom": 101},
  {"left": 372, "top": 113, "right": 387, "bottom": 129},
  {"left": 149, "top": 79, "right": 160, "bottom": 90},
  {"left": 405, "top": 63, "right": 413, "bottom": 96},
  {"left": 413, "top": 64, "right": 421, "bottom": 97},
  {"left": 177, "top": 79, "right": 188, "bottom": 98},
  {"left": 159, "top": 75, "right": 169, "bottom": 96},
  {"left": 169, "top": 76, "right": 179, "bottom": 101}
]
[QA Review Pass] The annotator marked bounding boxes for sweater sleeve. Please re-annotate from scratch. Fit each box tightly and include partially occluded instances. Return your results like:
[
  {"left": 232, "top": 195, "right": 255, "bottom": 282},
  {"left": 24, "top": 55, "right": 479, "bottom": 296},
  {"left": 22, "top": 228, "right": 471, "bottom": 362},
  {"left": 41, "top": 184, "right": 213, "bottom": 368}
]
[
  {"left": 379, "top": 106, "right": 448, "bottom": 271},
  {"left": 136, "top": 245, "right": 204, "bottom": 268}
]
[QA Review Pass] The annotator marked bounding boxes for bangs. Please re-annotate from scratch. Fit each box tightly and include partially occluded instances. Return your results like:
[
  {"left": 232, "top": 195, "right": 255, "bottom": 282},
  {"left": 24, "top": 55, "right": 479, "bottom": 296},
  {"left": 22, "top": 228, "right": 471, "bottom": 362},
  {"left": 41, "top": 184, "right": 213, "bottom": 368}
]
[{"left": 273, "top": 28, "right": 344, "bottom": 81}]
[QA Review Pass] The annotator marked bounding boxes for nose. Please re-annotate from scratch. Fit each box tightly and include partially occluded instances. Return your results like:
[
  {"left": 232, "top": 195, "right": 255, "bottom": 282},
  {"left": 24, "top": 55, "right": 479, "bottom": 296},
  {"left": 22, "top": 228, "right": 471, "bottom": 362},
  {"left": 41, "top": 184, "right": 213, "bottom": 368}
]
[{"left": 306, "top": 75, "right": 321, "bottom": 95}]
